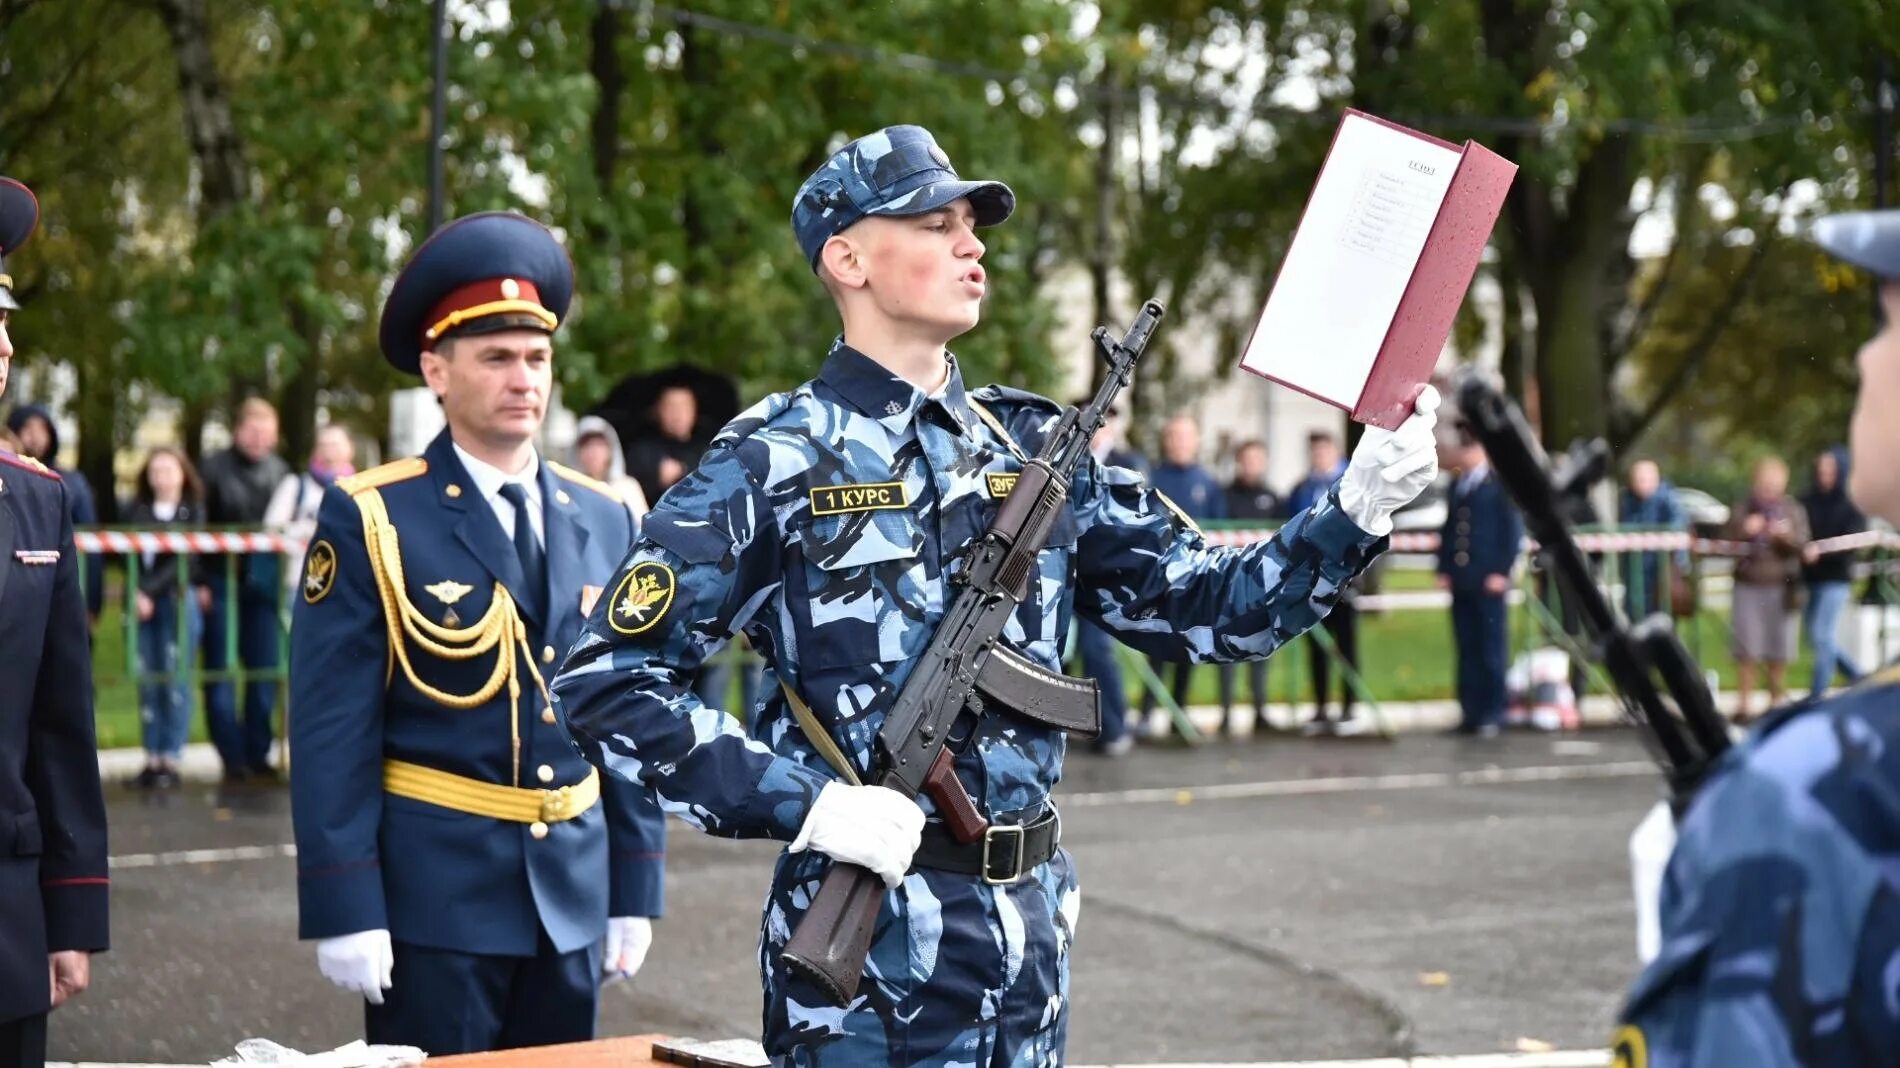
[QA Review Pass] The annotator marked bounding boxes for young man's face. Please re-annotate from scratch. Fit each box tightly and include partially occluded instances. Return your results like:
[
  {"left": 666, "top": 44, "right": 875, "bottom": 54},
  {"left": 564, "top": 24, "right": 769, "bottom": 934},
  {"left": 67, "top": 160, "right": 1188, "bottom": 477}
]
[
  {"left": 1237, "top": 443, "right": 1268, "bottom": 481},
  {"left": 16, "top": 414, "right": 50, "bottom": 459},
  {"left": 235, "top": 411, "right": 279, "bottom": 461},
  {"left": 1851, "top": 283, "right": 1900, "bottom": 523},
  {"left": 832, "top": 199, "right": 987, "bottom": 340},
  {"left": 421, "top": 330, "right": 553, "bottom": 453}
]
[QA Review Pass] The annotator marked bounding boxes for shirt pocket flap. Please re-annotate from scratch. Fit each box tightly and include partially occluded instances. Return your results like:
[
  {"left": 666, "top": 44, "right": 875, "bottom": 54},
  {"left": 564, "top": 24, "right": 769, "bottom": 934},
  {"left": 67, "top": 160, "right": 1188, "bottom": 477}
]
[
  {"left": 644, "top": 512, "right": 734, "bottom": 565},
  {"left": 798, "top": 510, "right": 921, "bottom": 571}
]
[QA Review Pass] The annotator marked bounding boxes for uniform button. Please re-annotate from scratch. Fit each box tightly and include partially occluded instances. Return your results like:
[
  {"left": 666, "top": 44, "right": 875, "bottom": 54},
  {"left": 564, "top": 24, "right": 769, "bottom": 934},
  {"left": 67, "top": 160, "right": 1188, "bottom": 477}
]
[
  {"left": 446, "top": 484, "right": 463, "bottom": 499},
  {"left": 542, "top": 645, "right": 556, "bottom": 664},
  {"left": 529, "top": 821, "right": 549, "bottom": 840},
  {"left": 542, "top": 707, "right": 558, "bottom": 725},
  {"left": 1455, "top": 552, "right": 1470, "bottom": 566},
  {"left": 537, "top": 764, "right": 555, "bottom": 784},
  {"left": 556, "top": 490, "right": 572, "bottom": 505}
]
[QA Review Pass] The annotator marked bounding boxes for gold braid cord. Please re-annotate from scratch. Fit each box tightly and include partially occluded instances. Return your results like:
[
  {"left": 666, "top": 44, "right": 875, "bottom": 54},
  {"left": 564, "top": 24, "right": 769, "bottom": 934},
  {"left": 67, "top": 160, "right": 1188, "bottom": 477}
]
[{"left": 354, "top": 488, "right": 552, "bottom": 787}]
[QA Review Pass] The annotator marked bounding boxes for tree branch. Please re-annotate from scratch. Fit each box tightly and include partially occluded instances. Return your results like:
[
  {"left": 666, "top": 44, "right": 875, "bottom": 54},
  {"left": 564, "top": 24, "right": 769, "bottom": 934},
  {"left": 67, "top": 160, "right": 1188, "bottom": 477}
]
[{"left": 1617, "top": 235, "right": 1774, "bottom": 447}]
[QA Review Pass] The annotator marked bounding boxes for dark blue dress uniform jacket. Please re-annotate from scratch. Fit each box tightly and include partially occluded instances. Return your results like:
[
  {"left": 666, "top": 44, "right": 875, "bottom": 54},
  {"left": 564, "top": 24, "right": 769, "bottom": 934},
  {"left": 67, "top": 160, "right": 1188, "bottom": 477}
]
[
  {"left": 0, "top": 450, "right": 108, "bottom": 1023},
  {"left": 289, "top": 430, "right": 664, "bottom": 957},
  {"left": 1438, "top": 471, "right": 1523, "bottom": 592}
]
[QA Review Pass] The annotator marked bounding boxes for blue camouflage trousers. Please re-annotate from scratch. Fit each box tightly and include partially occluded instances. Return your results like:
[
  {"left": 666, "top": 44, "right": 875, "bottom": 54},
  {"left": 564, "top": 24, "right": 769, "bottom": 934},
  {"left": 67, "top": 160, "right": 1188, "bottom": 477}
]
[{"left": 760, "top": 846, "right": 1081, "bottom": 1066}]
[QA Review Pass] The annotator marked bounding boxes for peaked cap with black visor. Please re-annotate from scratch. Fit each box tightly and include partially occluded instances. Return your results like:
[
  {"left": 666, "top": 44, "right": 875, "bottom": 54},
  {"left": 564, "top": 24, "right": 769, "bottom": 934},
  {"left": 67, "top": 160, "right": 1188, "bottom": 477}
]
[
  {"left": 0, "top": 177, "right": 41, "bottom": 312},
  {"left": 379, "top": 211, "right": 574, "bottom": 374}
]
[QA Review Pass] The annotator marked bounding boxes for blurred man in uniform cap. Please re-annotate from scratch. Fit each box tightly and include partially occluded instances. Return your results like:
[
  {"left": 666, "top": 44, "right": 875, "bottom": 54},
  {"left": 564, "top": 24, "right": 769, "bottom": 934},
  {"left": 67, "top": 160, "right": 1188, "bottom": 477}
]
[
  {"left": 1616, "top": 210, "right": 1900, "bottom": 1065},
  {"left": 0, "top": 176, "right": 109, "bottom": 1068},
  {"left": 288, "top": 211, "right": 666, "bottom": 1054},
  {"left": 552, "top": 123, "right": 1441, "bottom": 1066}
]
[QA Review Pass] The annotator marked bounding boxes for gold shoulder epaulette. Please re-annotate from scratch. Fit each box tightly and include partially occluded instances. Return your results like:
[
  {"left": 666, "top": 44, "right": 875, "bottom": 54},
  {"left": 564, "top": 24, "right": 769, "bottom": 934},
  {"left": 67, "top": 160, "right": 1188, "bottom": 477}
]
[
  {"left": 339, "top": 457, "right": 428, "bottom": 497},
  {"left": 546, "top": 460, "right": 621, "bottom": 503}
]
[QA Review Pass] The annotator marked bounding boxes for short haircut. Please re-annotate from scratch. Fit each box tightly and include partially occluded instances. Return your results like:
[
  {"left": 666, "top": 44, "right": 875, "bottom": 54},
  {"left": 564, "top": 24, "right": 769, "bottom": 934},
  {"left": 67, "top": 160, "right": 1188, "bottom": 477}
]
[
  {"left": 238, "top": 397, "right": 277, "bottom": 426},
  {"left": 1237, "top": 438, "right": 1267, "bottom": 455},
  {"left": 1307, "top": 430, "right": 1337, "bottom": 447}
]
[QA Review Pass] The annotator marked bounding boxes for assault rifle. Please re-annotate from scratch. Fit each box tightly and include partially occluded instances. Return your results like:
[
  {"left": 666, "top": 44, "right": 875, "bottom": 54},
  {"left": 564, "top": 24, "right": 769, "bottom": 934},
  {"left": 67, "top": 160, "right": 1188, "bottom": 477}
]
[
  {"left": 780, "top": 300, "right": 1167, "bottom": 1006},
  {"left": 1453, "top": 375, "right": 1730, "bottom": 805}
]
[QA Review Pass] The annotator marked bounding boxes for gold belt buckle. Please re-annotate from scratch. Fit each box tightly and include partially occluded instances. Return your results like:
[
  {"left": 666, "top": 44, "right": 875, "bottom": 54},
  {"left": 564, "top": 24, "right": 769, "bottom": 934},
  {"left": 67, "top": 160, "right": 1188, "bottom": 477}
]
[{"left": 540, "top": 785, "right": 573, "bottom": 822}]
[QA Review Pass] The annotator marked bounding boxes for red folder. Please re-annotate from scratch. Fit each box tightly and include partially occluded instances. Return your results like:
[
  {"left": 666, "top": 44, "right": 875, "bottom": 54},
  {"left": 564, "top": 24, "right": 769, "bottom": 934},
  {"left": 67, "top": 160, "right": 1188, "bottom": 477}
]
[{"left": 1240, "top": 109, "right": 1517, "bottom": 430}]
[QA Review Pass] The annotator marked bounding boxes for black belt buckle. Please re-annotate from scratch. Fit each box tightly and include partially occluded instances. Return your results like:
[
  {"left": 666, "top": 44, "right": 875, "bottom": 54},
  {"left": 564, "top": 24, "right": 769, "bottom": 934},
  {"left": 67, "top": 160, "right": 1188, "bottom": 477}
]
[{"left": 982, "top": 822, "right": 1027, "bottom": 885}]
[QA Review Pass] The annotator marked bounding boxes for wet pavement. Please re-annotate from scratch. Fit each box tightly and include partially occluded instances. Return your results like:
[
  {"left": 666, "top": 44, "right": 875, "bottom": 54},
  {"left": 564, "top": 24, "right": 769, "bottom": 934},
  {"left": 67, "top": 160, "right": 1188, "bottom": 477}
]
[{"left": 54, "top": 730, "right": 1658, "bottom": 1064}]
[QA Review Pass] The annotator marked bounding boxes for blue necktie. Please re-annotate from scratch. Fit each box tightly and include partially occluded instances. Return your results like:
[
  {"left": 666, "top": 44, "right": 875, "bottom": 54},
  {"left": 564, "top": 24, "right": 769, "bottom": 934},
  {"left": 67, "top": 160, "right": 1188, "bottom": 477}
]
[{"left": 498, "top": 482, "right": 545, "bottom": 619}]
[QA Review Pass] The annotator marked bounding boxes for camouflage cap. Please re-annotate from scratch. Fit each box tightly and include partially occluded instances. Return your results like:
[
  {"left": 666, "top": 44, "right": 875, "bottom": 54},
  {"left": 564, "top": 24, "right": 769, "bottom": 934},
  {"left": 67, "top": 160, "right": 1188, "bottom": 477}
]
[
  {"left": 791, "top": 124, "right": 1015, "bottom": 270},
  {"left": 1813, "top": 210, "right": 1900, "bottom": 281}
]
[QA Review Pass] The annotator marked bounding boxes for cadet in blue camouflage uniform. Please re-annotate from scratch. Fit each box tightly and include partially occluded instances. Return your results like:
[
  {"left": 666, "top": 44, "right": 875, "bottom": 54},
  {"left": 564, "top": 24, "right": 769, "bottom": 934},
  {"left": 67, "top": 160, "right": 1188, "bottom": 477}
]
[
  {"left": 1615, "top": 212, "right": 1900, "bottom": 1067},
  {"left": 552, "top": 125, "right": 1441, "bottom": 1066}
]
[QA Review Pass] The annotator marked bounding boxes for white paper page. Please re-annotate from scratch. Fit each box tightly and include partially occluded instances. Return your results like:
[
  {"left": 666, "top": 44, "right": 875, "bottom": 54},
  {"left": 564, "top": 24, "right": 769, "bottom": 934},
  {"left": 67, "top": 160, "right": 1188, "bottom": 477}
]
[{"left": 1241, "top": 115, "right": 1463, "bottom": 407}]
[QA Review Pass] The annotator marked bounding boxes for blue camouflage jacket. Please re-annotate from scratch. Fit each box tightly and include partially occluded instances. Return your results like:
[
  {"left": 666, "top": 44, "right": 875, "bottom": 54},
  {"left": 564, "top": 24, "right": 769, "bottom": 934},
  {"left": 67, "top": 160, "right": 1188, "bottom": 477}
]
[
  {"left": 1618, "top": 671, "right": 1900, "bottom": 1066},
  {"left": 552, "top": 341, "right": 1387, "bottom": 839}
]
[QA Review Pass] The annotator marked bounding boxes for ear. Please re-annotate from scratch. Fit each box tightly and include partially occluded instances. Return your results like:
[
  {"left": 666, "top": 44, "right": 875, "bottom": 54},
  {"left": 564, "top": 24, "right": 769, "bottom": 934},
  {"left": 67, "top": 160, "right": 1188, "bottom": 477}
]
[
  {"left": 419, "top": 347, "right": 452, "bottom": 399},
  {"left": 819, "top": 234, "right": 869, "bottom": 291}
]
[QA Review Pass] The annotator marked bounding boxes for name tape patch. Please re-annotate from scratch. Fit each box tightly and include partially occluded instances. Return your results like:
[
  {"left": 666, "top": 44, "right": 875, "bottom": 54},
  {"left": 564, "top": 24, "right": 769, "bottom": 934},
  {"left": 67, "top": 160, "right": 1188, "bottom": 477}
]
[{"left": 810, "top": 482, "right": 909, "bottom": 517}]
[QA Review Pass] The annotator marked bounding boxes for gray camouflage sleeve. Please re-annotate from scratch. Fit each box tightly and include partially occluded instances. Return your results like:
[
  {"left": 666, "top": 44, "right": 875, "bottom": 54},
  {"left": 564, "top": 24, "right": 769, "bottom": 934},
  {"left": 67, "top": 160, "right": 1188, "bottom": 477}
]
[
  {"left": 551, "top": 446, "right": 831, "bottom": 841},
  {"left": 1072, "top": 459, "right": 1386, "bottom": 663}
]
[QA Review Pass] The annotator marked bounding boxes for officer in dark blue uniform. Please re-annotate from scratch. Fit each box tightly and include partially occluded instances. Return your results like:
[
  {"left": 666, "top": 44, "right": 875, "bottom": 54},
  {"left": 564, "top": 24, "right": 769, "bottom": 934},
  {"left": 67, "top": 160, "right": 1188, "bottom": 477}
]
[
  {"left": 1437, "top": 422, "right": 1524, "bottom": 736},
  {"left": 0, "top": 176, "right": 109, "bottom": 1068},
  {"left": 288, "top": 212, "right": 666, "bottom": 1054},
  {"left": 1614, "top": 212, "right": 1900, "bottom": 1067}
]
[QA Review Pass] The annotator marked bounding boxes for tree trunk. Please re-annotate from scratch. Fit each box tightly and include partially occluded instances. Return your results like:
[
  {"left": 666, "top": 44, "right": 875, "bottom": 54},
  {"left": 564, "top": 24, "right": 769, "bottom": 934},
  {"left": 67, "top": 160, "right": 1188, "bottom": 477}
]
[
  {"left": 280, "top": 301, "right": 322, "bottom": 467},
  {"left": 149, "top": 0, "right": 250, "bottom": 219},
  {"left": 1088, "top": 62, "right": 1119, "bottom": 392},
  {"left": 590, "top": 1, "right": 623, "bottom": 195},
  {"left": 73, "top": 355, "right": 118, "bottom": 522}
]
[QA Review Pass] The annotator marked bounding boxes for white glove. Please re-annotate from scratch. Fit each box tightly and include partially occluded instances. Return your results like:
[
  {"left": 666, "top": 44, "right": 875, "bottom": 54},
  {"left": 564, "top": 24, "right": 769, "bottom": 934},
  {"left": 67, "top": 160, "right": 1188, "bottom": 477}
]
[
  {"left": 788, "top": 781, "right": 925, "bottom": 889},
  {"left": 316, "top": 929, "right": 394, "bottom": 1005},
  {"left": 1337, "top": 385, "right": 1442, "bottom": 536},
  {"left": 1629, "top": 800, "right": 1678, "bottom": 964},
  {"left": 602, "top": 916, "right": 653, "bottom": 984}
]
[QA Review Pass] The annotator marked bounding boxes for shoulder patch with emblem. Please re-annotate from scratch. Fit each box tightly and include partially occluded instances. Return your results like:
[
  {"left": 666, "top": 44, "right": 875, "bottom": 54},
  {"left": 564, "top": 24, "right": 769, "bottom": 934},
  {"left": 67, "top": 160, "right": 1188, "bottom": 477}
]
[
  {"left": 608, "top": 561, "right": 676, "bottom": 636},
  {"left": 338, "top": 456, "right": 428, "bottom": 497},
  {"left": 1610, "top": 1025, "right": 1645, "bottom": 1068},
  {"left": 303, "top": 540, "right": 339, "bottom": 604},
  {"left": 810, "top": 481, "right": 908, "bottom": 517}
]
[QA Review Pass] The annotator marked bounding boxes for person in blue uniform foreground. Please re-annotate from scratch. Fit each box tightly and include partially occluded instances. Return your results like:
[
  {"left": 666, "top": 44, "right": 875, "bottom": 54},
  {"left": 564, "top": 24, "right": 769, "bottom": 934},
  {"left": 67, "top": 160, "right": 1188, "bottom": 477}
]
[
  {"left": 0, "top": 175, "right": 109, "bottom": 1068},
  {"left": 1617, "top": 210, "right": 1900, "bottom": 1066},
  {"left": 288, "top": 211, "right": 666, "bottom": 1055},
  {"left": 551, "top": 124, "right": 1442, "bottom": 1066}
]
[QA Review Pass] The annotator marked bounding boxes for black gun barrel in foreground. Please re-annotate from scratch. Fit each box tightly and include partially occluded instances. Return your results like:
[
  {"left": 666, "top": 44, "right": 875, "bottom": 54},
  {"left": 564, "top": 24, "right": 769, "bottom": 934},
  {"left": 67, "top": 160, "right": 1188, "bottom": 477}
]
[
  {"left": 780, "top": 300, "right": 1167, "bottom": 1007},
  {"left": 1453, "top": 376, "right": 1730, "bottom": 803}
]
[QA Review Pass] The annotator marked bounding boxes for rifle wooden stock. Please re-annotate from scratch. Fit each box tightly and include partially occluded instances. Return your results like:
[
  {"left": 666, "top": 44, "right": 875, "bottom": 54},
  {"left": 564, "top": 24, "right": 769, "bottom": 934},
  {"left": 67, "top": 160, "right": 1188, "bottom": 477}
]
[{"left": 779, "top": 858, "right": 888, "bottom": 1006}]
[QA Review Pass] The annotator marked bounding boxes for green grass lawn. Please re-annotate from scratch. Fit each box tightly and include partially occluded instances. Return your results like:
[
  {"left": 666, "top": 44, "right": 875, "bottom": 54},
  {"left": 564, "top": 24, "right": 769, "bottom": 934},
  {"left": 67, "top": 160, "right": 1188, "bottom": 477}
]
[{"left": 87, "top": 570, "right": 1817, "bottom": 748}]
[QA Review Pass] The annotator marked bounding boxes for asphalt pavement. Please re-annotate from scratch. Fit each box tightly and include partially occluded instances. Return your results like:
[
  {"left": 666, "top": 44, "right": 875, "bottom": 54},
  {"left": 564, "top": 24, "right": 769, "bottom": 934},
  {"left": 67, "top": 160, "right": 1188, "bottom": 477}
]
[{"left": 54, "top": 729, "right": 1661, "bottom": 1065}]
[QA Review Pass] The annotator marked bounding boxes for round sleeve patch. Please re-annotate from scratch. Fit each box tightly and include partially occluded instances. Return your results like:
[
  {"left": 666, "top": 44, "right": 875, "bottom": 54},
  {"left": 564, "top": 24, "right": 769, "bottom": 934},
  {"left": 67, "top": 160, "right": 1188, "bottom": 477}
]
[
  {"left": 1610, "top": 1025, "right": 1646, "bottom": 1068},
  {"left": 607, "top": 561, "right": 677, "bottom": 636},
  {"left": 302, "top": 540, "right": 339, "bottom": 604}
]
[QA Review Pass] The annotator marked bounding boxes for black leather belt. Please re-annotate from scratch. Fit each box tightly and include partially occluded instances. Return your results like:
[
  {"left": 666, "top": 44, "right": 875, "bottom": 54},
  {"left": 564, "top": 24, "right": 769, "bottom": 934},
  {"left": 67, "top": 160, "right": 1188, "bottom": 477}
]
[{"left": 911, "top": 807, "right": 1060, "bottom": 885}]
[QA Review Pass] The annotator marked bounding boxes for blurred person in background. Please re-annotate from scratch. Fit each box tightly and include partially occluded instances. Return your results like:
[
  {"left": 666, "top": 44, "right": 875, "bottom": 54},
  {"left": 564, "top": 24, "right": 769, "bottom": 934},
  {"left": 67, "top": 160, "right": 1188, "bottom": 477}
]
[
  {"left": 1220, "top": 439, "right": 1281, "bottom": 735},
  {"left": 1139, "top": 413, "right": 1225, "bottom": 738},
  {"left": 1799, "top": 446, "right": 1865, "bottom": 697},
  {"left": 200, "top": 397, "right": 291, "bottom": 782},
  {"left": 1072, "top": 401, "right": 1146, "bottom": 756},
  {"left": 1617, "top": 459, "right": 1689, "bottom": 622},
  {"left": 1727, "top": 455, "right": 1809, "bottom": 721},
  {"left": 123, "top": 446, "right": 211, "bottom": 790},
  {"left": 571, "top": 415, "right": 650, "bottom": 526}
]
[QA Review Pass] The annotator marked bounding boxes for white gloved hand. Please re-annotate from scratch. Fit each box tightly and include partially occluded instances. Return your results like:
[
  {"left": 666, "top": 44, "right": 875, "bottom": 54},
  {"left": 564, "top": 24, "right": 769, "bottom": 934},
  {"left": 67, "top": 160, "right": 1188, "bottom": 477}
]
[
  {"left": 316, "top": 928, "right": 395, "bottom": 1005},
  {"left": 602, "top": 916, "right": 653, "bottom": 984},
  {"left": 1629, "top": 800, "right": 1678, "bottom": 964},
  {"left": 1337, "top": 385, "right": 1442, "bottom": 536},
  {"left": 789, "top": 781, "right": 925, "bottom": 889}
]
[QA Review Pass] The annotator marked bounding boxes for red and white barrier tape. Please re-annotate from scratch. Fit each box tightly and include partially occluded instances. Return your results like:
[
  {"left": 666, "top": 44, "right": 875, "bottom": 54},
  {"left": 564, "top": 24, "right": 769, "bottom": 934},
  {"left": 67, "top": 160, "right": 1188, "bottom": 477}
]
[{"left": 74, "top": 530, "right": 304, "bottom": 554}]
